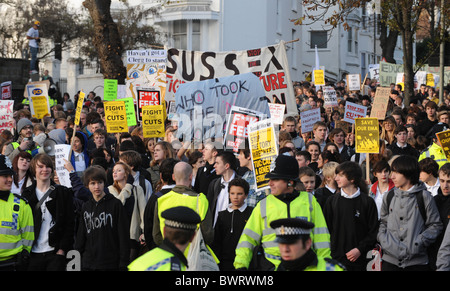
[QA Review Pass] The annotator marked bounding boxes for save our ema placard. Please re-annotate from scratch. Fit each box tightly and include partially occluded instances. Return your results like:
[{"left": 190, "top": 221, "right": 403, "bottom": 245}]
[
  {"left": 437, "top": 130, "right": 450, "bottom": 161},
  {"left": 104, "top": 100, "right": 128, "bottom": 133},
  {"left": 355, "top": 118, "right": 380, "bottom": 154}
]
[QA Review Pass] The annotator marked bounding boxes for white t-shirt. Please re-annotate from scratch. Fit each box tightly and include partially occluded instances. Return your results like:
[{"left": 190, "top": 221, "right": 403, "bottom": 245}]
[
  {"left": 213, "top": 172, "right": 236, "bottom": 227},
  {"left": 32, "top": 187, "right": 55, "bottom": 253},
  {"left": 27, "top": 27, "right": 39, "bottom": 48}
]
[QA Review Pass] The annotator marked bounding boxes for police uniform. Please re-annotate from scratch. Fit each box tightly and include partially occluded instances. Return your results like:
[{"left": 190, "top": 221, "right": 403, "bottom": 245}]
[
  {"left": 419, "top": 122, "right": 449, "bottom": 168},
  {"left": 0, "top": 155, "right": 34, "bottom": 271},
  {"left": 128, "top": 206, "right": 201, "bottom": 271},
  {"left": 234, "top": 155, "right": 331, "bottom": 271},
  {"left": 270, "top": 218, "right": 344, "bottom": 271}
]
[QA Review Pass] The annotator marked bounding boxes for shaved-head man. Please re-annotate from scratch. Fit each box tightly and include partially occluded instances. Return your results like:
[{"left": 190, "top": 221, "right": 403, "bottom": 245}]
[{"left": 152, "top": 161, "right": 214, "bottom": 247}]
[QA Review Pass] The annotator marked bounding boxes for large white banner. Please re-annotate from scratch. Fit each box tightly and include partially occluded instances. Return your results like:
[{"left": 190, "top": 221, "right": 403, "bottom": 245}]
[{"left": 166, "top": 41, "right": 297, "bottom": 116}]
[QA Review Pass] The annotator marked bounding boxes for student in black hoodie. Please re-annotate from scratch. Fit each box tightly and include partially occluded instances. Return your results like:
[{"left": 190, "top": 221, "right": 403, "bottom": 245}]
[
  {"left": 212, "top": 178, "right": 253, "bottom": 271},
  {"left": 75, "top": 166, "right": 130, "bottom": 271}
]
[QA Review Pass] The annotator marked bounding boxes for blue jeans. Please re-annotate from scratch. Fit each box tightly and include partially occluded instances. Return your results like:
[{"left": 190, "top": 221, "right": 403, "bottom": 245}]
[{"left": 30, "top": 46, "right": 38, "bottom": 71}]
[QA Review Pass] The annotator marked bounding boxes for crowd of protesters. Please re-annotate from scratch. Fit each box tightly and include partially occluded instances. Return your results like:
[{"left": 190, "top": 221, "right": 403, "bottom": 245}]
[{"left": 1, "top": 74, "right": 450, "bottom": 272}]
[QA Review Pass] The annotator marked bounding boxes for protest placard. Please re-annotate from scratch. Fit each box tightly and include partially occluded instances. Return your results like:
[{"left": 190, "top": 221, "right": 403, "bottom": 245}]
[
  {"left": 136, "top": 87, "right": 161, "bottom": 121},
  {"left": 343, "top": 101, "right": 367, "bottom": 124},
  {"left": 300, "top": 107, "right": 321, "bottom": 133},
  {"left": 104, "top": 79, "right": 118, "bottom": 101},
  {"left": 224, "top": 106, "right": 262, "bottom": 153},
  {"left": 248, "top": 119, "right": 278, "bottom": 190},
  {"left": 355, "top": 118, "right": 380, "bottom": 153},
  {"left": 1, "top": 81, "right": 12, "bottom": 100},
  {"left": 369, "top": 64, "right": 379, "bottom": 83},
  {"left": 322, "top": 86, "right": 338, "bottom": 107},
  {"left": 347, "top": 74, "right": 361, "bottom": 91},
  {"left": 27, "top": 83, "right": 50, "bottom": 119},
  {"left": 166, "top": 41, "right": 297, "bottom": 116},
  {"left": 74, "top": 91, "right": 85, "bottom": 126},
  {"left": 313, "top": 69, "right": 325, "bottom": 86},
  {"left": 126, "top": 61, "right": 167, "bottom": 105},
  {"left": 104, "top": 100, "right": 128, "bottom": 133},
  {"left": 426, "top": 74, "right": 435, "bottom": 87},
  {"left": 370, "top": 87, "right": 391, "bottom": 120},
  {"left": 268, "top": 103, "right": 285, "bottom": 125},
  {"left": 174, "top": 72, "right": 270, "bottom": 141},
  {"left": 0, "top": 100, "right": 14, "bottom": 133},
  {"left": 54, "top": 144, "right": 72, "bottom": 188},
  {"left": 121, "top": 97, "right": 137, "bottom": 127},
  {"left": 142, "top": 104, "right": 165, "bottom": 138},
  {"left": 437, "top": 130, "right": 450, "bottom": 161}
]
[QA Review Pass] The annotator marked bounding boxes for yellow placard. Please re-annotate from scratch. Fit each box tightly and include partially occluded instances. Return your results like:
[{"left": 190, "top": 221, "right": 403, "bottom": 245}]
[
  {"left": 355, "top": 118, "right": 380, "bottom": 153},
  {"left": 104, "top": 100, "right": 128, "bottom": 133},
  {"left": 313, "top": 70, "right": 325, "bottom": 86},
  {"left": 31, "top": 96, "right": 50, "bottom": 119},
  {"left": 436, "top": 130, "right": 450, "bottom": 161},
  {"left": 74, "top": 91, "right": 85, "bottom": 126},
  {"left": 142, "top": 104, "right": 165, "bottom": 138},
  {"left": 426, "top": 74, "right": 435, "bottom": 87}
]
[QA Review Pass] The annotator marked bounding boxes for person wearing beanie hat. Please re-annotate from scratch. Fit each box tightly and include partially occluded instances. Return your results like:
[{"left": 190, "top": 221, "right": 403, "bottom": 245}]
[
  {"left": 3, "top": 118, "right": 39, "bottom": 162},
  {"left": 128, "top": 206, "right": 201, "bottom": 271},
  {"left": 0, "top": 154, "right": 35, "bottom": 271},
  {"left": 234, "top": 154, "right": 331, "bottom": 271}
]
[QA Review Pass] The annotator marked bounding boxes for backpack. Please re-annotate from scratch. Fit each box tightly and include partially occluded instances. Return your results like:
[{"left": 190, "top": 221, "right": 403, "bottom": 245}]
[{"left": 386, "top": 189, "right": 427, "bottom": 222}]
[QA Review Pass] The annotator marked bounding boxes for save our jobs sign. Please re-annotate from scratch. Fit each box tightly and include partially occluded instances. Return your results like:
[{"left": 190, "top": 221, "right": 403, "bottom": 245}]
[
  {"left": 248, "top": 119, "right": 278, "bottom": 190},
  {"left": 104, "top": 100, "right": 128, "bottom": 133},
  {"left": 26, "top": 83, "right": 50, "bottom": 119}
]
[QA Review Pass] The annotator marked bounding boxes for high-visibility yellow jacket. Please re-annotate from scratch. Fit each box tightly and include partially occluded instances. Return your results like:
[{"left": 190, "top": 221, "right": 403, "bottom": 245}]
[
  {"left": 128, "top": 245, "right": 187, "bottom": 271},
  {"left": 234, "top": 191, "right": 331, "bottom": 270},
  {"left": 419, "top": 142, "right": 448, "bottom": 168},
  {"left": 276, "top": 256, "right": 345, "bottom": 271},
  {"left": 0, "top": 193, "right": 34, "bottom": 261}
]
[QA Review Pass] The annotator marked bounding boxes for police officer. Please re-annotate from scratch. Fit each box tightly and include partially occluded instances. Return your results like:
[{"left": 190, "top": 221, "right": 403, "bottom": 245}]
[
  {"left": 128, "top": 206, "right": 201, "bottom": 271},
  {"left": 234, "top": 155, "right": 331, "bottom": 271},
  {"left": 419, "top": 122, "right": 449, "bottom": 169},
  {"left": 0, "top": 154, "right": 34, "bottom": 271},
  {"left": 271, "top": 218, "right": 345, "bottom": 271}
]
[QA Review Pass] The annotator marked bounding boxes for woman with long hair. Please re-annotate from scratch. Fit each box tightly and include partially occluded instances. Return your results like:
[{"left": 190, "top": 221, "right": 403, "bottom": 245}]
[
  {"left": 380, "top": 116, "right": 397, "bottom": 145},
  {"left": 11, "top": 151, "right": 34, "bottom": 195},
  {"left": 108, "top": 161, "right": 146, "bottom": 262},
  {"left": 147, "top": 141, "right": 175, "bottom": 192}
]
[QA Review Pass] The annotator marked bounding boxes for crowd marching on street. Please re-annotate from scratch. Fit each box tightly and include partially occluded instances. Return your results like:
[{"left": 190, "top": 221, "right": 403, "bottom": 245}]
[{"left": 0, "top": 19, "right": 450, "bottom": 272}]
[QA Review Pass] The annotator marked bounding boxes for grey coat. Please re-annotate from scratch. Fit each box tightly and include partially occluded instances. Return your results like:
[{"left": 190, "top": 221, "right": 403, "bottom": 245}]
[
  {"left": 377, "top": 183, "right": 443, "bottom": 268},
  {"left": 437, "top": 223, "right": 450, "bottom": 271}
]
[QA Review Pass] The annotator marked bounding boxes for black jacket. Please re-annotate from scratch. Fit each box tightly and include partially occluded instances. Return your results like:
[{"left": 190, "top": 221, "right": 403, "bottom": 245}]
[
  {"left": 388, "top": 142, "right": 419, "bottom": 158},
  {"left": 74, "top": 193, "right": 130, "bottom": 271},
  {"left": 193, "top": 162, "right": 218, "bottom": 197},
  {"left": 22, "top": 182, "right": 75, "bottom": 253}
]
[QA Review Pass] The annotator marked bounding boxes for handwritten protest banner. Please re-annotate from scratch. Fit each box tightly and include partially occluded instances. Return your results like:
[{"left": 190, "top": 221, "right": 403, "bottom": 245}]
[
  {"left": 343, "top": 101, "right": 367, "bottom": 124},
  {"left": 126, "top": 59, "right": 166, "bottom": 106},
  {"left": 1, "top": 81, "right": 12, "bottom": 100},
  {"left": 300, "top": 107, "right": 321, "bottom": 133},
  {"left": 121, "top": 97, "right": 137, "bottom": 127},
  {"left": 104, "top": 100, "right": 128, "bottom": 133},
  {"left": 166, "top": 41, "right": 297, "bottom": 116},
  {"left": 322, "top": 86, "right": 338, "bottom": 107},
  {"left": 268, "top": 103, "right": 285, "bottom": 125},
  {"left": 370, "top": 87, "right": 391, "bottom": 120},
  {"left": 224, "top": 106, "right": 262, "bottom": 153},
  {"left": 104, "top": 79, "right": 118, "bottom": 101},
  {"left": 347, "top": 74, "right": 361, "bottom": 91},
  {"left": 142, "top": 104, "right": 165, "bottom": 138},
  {"left": 174, "top": 72, "right": 271, "bottom": 142},
  {"left": 55, "top": 144, "right": 72, "bottom": 188},
  {"left": 0, "top": 100, "right": 14, "bottom": 133},
  {"left": 355, "top": 118, "right": 380, "bottom": 153},
  {"left": 248, "top": 119, "right": 278, "bottom": 190}
]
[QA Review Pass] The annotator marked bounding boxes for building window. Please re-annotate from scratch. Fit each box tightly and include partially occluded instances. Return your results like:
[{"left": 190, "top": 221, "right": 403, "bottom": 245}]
[
  {"left": 355, "top": 28, "right": 359, "bottom": 53},
  {"left": 310, "top": 31, "right": 327, "bottom": 49},
  {"left": 192, "top": 20, "right": 200, "bottom": 51},
  {"left": 347, "top": 27, "right": 353, "bottom": 53},
  {"left": 173, "top": 20, "right": 187, "bottom": 49}
]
